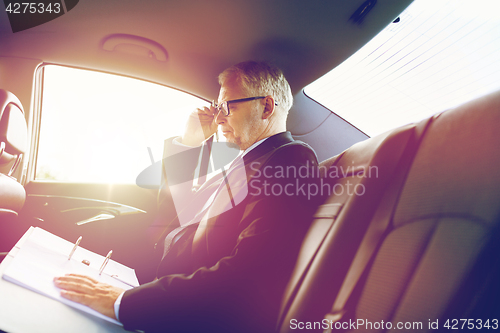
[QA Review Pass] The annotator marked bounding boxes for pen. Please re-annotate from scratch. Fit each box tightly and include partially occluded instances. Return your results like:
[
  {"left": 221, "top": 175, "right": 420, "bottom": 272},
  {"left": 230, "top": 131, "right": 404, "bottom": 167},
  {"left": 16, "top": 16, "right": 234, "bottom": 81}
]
[
  {"left": 68, "top": 236, "right": 82, "bottom": 260},
  {"left": 99, "top": 250, "right": 113, "bottom": 275}
]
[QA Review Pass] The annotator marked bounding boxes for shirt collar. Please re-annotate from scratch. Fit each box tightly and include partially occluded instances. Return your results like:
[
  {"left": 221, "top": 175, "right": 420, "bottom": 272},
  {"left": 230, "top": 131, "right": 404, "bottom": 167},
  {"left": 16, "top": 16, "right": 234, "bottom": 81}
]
[{"left": 240, "top": 137, "right": 268, "bottom": 158}]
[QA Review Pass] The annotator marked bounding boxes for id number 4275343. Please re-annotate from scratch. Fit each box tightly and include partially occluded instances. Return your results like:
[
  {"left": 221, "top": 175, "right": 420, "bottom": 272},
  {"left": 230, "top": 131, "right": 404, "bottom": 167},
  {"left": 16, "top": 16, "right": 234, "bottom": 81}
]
[
  {"left": 5, "top": 2, "right": 61, "bottom": 14},
  {"left": 444, "top": 319, "right": 498, "bottom": 330}
]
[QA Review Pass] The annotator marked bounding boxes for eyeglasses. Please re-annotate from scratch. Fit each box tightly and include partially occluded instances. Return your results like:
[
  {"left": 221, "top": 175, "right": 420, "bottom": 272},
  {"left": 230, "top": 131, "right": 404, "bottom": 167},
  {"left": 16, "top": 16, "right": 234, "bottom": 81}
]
[{"left": 212, "top": 96, "right": 278, "bottom": 116}]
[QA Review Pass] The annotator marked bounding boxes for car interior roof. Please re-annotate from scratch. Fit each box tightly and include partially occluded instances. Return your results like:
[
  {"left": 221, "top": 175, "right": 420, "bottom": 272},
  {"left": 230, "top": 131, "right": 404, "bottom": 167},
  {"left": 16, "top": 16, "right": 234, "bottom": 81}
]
[{"left": 0, "top": 0, "right": 413, "bottom": 99}]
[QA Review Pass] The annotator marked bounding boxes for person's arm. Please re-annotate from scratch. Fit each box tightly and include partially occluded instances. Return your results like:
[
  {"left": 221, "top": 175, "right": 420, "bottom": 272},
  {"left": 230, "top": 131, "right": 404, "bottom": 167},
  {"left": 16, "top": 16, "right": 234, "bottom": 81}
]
[
  {"left": 55, "top": 144, "right": 321, "bottom": 332},
  {"left": 52, "top": 106, "right": 215, "bottom": 318},
  {"left": 119, "top": 144, "right": 321, "bottom": 332}
]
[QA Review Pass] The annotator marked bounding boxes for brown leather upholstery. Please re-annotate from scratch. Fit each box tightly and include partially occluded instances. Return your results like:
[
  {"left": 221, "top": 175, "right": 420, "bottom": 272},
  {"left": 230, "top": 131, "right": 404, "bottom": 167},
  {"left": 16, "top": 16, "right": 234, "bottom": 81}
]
[
  {"left": 0, "top": 89, "right": 27, "bottom": 219},
  {"left": 278, "top": 123, "right": 417, "bottom": 329},
  {"left": 278, "top": 90, "right": 500, "bottom": 332}
]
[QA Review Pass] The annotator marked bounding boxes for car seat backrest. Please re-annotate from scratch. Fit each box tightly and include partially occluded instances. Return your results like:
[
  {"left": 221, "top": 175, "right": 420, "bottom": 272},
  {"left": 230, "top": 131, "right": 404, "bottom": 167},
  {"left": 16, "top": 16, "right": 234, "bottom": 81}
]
[
  {"left": 0, "top": 89, "right": 27, "bottom": 177},
  {"left": 279, "top": 90, "right": 500, "bottom": 333},
  {"left": 0, "top": 89, "right": 27, "bottom": 219},
  {"left": 278, "top": 122, "right": 420, "bottom": 330},
  {"left": 351, "top": 90, "right": 500, "bottom": 331}
]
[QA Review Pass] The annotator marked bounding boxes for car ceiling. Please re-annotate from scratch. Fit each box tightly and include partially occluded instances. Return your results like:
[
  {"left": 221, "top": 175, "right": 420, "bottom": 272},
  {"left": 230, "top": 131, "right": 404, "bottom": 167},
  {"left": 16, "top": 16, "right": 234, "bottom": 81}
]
[{"left": 0, "top": 0, "right": 413, "bottom": 99}]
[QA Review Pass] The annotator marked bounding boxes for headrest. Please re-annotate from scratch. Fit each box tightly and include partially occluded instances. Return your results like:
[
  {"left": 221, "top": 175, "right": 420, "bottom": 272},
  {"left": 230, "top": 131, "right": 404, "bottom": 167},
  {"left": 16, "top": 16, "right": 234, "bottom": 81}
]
[{"left": 319, "top": 123, "right": 415, "bottom": 179}]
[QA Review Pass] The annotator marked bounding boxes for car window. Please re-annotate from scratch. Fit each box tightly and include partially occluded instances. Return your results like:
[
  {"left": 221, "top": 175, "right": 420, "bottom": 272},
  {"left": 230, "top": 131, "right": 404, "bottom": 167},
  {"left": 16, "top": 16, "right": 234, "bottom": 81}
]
[
  {"left": 36, "top": 65, "right": 209, "bottom": 183},
  {"left": 305, "top": 0, "right": 500, "bottom": 137}
]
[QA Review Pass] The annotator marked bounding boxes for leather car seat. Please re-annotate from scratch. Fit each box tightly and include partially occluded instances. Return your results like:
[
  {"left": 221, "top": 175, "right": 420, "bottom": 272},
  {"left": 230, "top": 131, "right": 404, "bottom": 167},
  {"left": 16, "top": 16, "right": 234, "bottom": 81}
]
[{"left": 0, "top": 89, "right": 28, "bottom": 228}]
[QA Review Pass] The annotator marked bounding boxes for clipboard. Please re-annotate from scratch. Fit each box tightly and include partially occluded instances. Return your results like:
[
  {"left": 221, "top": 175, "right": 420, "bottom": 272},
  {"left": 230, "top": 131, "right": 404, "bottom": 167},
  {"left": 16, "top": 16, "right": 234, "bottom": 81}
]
[{"left": 1, "top": 227, "right": 139, "bottom": 327}]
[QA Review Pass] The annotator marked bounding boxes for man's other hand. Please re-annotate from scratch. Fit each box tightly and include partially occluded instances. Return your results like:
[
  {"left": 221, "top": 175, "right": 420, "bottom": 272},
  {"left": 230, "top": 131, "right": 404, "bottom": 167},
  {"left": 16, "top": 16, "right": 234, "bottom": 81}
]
[
  {"left": 181, "top": 106, "right": 218, "bottom": 146},
  {"left": 54, "top": 274, "right": 124, "bottom": 320}
]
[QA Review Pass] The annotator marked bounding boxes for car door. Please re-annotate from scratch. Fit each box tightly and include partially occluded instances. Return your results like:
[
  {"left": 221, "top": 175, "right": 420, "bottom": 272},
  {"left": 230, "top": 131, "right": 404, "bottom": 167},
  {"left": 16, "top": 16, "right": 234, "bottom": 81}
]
[{"left": 17, "top": 64, "right": 208, "bottom": 282}]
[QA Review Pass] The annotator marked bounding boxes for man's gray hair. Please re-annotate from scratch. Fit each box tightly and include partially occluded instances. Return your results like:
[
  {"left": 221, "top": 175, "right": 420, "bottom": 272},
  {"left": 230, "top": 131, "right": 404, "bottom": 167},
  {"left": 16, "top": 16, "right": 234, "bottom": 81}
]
[{"left": 218, "top": 61, "right": 293, "bottom": 115}]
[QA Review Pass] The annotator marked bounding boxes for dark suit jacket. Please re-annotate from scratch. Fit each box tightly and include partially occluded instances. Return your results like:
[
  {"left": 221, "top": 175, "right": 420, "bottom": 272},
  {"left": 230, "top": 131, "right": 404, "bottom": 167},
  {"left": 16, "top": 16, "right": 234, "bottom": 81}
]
[{"left": 120, "top": 132, "right": 321, "bottom": 333}]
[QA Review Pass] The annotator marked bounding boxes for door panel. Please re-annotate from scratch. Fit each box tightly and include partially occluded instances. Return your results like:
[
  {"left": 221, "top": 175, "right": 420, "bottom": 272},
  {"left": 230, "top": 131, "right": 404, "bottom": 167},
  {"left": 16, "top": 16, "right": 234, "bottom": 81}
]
[{"left": 15, "top": 182, "right": 161, "bottom": 283}]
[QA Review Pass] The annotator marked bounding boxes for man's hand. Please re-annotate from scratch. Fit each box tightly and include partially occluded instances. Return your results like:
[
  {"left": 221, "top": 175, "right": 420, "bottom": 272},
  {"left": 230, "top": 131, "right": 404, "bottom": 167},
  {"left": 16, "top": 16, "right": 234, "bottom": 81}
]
[
  {"left": 181, "top": 105, "right": 218, "bottom": 146},
  {"left": 54, "top": 274, "right": 124, "bottom": 320}
]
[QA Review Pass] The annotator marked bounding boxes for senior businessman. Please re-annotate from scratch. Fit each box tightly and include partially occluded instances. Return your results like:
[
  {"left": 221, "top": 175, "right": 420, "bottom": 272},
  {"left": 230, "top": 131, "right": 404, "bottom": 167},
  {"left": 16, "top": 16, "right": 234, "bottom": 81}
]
[{"left": 55, "top": 61, "right": 321, "bottom": 333}]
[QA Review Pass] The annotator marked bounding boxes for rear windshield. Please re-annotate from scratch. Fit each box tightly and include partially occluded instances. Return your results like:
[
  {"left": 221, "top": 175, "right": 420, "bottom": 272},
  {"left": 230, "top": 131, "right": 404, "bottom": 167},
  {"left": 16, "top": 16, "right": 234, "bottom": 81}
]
[{"left": 305, "top": 0, "right": 500, "bottom": 137}]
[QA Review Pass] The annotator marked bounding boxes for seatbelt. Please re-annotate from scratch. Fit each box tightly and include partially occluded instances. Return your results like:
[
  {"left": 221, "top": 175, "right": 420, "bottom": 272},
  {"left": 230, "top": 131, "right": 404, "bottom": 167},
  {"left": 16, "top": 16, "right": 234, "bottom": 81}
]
[
  {"left": 323, "top": 115, "right": 437, "bottom": 332},
  {"left": 192, "top": 134, "right": 214, "bottom": 191}
]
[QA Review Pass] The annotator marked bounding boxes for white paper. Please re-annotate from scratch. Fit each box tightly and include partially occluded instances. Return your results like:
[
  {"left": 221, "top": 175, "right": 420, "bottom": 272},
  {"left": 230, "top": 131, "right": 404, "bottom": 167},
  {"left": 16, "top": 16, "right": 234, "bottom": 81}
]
[{"left": 2, "top": 227, "right": 139, "bottom": 326}]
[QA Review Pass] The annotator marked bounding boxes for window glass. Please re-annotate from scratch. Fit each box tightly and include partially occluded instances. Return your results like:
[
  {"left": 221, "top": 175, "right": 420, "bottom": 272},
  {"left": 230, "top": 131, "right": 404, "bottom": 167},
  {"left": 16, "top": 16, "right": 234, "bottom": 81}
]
[
  {"left": 36, "top": 65, "right": 209, "bottom": 183},
  {"left": 305, "top": 0, "right": 500, "bottom": 137}
]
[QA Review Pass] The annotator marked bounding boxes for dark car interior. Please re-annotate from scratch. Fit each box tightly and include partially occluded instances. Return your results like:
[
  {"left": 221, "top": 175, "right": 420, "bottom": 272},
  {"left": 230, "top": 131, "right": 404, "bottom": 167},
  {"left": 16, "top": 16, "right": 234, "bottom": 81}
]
[{"left": 1, "top": 0, "right": 499, "bottom": 331}]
